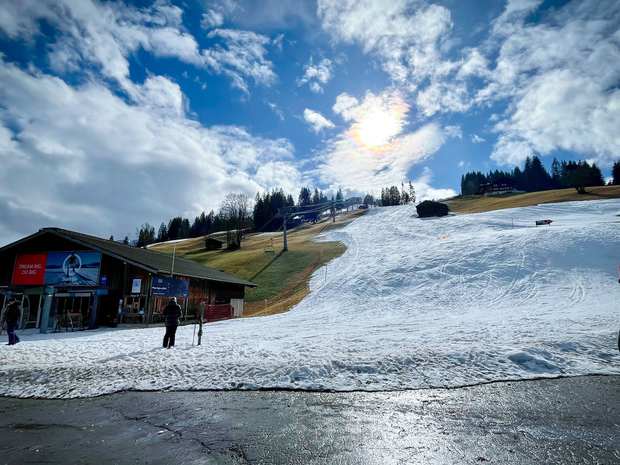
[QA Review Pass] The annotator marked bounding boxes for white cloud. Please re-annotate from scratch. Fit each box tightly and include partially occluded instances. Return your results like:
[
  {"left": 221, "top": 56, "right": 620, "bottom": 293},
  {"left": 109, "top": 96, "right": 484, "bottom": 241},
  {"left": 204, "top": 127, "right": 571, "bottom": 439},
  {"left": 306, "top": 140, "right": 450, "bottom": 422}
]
[
  {"left": 413, "top": 167, "right": 457, "bottom": 201},
  {"left": 309, "top": 82, "right": 323, "bottom": 94},
  {"left": 316, "top": 90, "right": 448, "bottom": 193},
  {"left": 266, "top": 101, "right": 285, "bottom": 120},
  {"left": 204, "top": 29, "right": 278, "bottom": 93},
  {"left": 303, "top": 109, "right": 335, "bottom": 133},
  {"left": 201, "top": 10, "right": 225, "bottom": 29},
  {"left": 471, "top": 134, "right": 486, "bottom": 143},
  {"left": 416, "top": 81, "right": 470, "bottom": 117},
  {"left": 199, "top": 0, "right": 240, "bottom": 30},
  {"left": 316, "top": 123, "right": 447, "bottom": 193},
  {"left": 333, "top": 93, "right": 360, "bottom": 121},
  {"left": 297, "top": 57, "right": 334, "bottom": 93},
  {"left": 0, "top": 0, "right": 278, "bottom": 95},
  {"left": 272, "top": 34, "right": 284, "bottom": 51},
  {"left": 254, "top": 162, "right": 302, "bottom": 196},
  {"left": 480, "top": 0, "right": 620, "bottom": 167},
  {"left": 0, "top": 58, "right": 299, "bottom": 246},
  {"left": 490, "top": 0, "right": 543, "bottom": 36},
  {"left": 317, "top": 0, "right": 472, "bottom": 115},
  {"left": 444, "top": 125, "right": 462, "bottom": 139}
]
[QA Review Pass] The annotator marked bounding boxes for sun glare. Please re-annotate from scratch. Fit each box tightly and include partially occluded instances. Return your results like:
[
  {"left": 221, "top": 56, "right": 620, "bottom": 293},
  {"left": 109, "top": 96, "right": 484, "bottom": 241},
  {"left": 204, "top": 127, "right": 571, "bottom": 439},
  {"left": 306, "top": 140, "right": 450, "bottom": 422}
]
[
  {"left": 350, "top": 93, "right": 408, "bottom": 151},
  {"left": 357, "top": 110, "right": 401, "bottom": 147}
]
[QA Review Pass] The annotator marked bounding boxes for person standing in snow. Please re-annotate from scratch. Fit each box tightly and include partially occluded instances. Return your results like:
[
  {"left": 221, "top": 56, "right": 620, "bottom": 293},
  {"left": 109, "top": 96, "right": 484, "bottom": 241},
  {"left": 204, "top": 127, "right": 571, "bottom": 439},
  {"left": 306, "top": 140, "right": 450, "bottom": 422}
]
[
  {"left": 162, "top": 297, "right": 182, "bottom": 348},
  {"left": 4, "top": 297, "right": 22, "bottom": 345}
]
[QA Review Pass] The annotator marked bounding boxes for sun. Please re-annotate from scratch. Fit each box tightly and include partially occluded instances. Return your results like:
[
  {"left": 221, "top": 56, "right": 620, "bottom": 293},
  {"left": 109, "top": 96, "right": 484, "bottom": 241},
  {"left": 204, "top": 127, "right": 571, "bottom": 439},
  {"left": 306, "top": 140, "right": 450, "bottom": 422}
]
[
  {"left": 356, "top": 110, "right": 402, "bottom": 148},
  {"left": 349, "top": 93, "right": 408, "bottom": 151}
]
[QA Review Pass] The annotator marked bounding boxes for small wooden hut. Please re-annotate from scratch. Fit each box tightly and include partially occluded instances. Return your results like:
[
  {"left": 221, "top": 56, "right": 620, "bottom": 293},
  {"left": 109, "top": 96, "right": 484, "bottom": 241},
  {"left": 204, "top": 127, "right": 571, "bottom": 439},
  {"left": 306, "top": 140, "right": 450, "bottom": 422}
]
[
  {"left": 205, "top": 237, "right": 223, "bottom": 251},
  {"left": 416, "top": 200, "right": 449, "bottom": 218}
]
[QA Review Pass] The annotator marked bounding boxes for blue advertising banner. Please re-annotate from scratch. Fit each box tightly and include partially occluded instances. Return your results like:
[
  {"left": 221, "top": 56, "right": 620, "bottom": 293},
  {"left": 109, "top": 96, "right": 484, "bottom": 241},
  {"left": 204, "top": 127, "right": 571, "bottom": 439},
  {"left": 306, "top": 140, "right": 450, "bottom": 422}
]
[
  {"left": 13, "top": 252, "right": 101, "bottom": 286},
  {"left": 151, "top": 277, "right": 189, "bottom": 297},
  {"left": 43, "top": 252, "right": 101, "bottom": 285}
]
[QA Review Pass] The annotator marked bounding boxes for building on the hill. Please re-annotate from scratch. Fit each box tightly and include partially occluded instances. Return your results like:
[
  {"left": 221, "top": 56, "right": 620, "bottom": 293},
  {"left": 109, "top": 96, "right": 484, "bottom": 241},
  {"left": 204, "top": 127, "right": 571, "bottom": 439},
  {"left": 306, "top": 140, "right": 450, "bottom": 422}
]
[
  {"left": 0, "top": 228, "right": 256, "bottom": 331},
  {"left": 205, "top": 237, "right": 224, "bottom": 250},
  {"left": 416, "top": 200, "right": 449, "bottom": 218},
  {"left": 476, "top": 177, "right": 524, "bottom": 195}
]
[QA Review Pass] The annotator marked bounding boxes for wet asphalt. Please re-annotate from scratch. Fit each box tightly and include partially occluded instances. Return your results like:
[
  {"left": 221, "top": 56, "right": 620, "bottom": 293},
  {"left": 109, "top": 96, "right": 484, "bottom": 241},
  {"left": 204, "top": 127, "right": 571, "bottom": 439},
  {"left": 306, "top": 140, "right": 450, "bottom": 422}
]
[{"left": 0, "top": 375, "right": 619, "bottom": 464}]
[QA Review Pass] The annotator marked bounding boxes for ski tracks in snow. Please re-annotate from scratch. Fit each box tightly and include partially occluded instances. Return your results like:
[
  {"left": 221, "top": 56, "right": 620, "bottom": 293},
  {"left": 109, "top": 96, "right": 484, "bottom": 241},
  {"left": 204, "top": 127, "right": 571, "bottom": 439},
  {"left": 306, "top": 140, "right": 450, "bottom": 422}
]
[{"left": 2, "top": 200, "right": 620, "bottom": 398}]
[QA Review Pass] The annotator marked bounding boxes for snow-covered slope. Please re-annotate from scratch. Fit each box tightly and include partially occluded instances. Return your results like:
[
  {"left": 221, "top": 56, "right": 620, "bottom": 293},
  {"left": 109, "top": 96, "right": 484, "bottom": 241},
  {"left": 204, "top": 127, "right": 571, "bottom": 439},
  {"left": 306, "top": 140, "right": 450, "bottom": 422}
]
[{"left": 2, "top": 200, "right": 619, "bottom": 398}]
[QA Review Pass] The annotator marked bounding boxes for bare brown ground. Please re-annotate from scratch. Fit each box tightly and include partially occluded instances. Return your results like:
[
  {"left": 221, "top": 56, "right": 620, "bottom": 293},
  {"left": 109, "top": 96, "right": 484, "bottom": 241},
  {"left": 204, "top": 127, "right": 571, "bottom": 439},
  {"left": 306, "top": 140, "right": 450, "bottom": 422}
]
[{"left": 444, "top": 185, "right": 620, "bottom": 214}]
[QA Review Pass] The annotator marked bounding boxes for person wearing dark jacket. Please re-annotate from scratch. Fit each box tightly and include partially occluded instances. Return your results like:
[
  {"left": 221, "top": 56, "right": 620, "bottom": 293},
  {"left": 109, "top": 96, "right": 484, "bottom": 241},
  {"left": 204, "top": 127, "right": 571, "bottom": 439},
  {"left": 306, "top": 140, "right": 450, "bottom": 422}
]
[
  {"left": 4, "top": 298, "right": 22, "bottom": 345},
  {"left": 162, "top": 297, "right": 182, "bottom": 348}
]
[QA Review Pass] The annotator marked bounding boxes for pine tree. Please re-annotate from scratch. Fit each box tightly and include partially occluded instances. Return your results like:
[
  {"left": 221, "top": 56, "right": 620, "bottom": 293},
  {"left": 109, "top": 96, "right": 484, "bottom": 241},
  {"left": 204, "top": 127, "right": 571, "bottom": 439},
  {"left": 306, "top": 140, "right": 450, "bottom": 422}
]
[
  {"left": 408, "top": 182, "right": 416, "bottom": 203},
  {"left": 589, "top": 163, "right": 605, "bottom": 186},
  {"left": 137, "top": 228, "right": 145, "bottom": 247},
  {"left": 551, "top": 157, "right": 561, "bottom": 186},
  {"left": 312, "top": 188, "right": 320, "bottom": 205},
  {"left": 400, "top": 183, "right": 409, "bottom": 204},
  {"left": 298, "top": 187, "right": 312, "bottom": 206},
  {"left": 336, "top": 188, "right": 344, "bottom": 210},
  {"left": 612, "top": 160, "right": 620, "bottom": 185},
  {"left": 389, "top": 186, "right": 400, "bottom": 206},
  {"left": 157, "top": 222, "right": 167, "bottom": 242}
]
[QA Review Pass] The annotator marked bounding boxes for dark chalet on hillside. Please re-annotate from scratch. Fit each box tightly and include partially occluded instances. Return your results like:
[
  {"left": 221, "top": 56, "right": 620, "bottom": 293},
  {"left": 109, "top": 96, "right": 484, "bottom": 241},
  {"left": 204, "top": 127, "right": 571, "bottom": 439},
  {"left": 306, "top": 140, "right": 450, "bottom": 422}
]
[
  {"left": 205, "top": 237, "right": 224, "bottom": 250},
  {"left": 0, "top": 228, "right": 256, "bottom": 332},
  {"left": 476, "top": 177, "right": 524, "bottom": 196}
]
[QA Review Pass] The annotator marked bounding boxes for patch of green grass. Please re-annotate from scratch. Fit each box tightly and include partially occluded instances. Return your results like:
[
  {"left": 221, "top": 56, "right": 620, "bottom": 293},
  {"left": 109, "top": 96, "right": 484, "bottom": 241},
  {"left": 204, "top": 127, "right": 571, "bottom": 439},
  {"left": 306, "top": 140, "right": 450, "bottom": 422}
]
[
  {"left": 150, "top": 211, "right": 360, "bottom": 311},
  {"left": 193, "top": 249, "right": 267, "bottom": 281},
  {"left": 160, "top": 237, "right": 347, "bottom": 303},
  {"left": 245, "top": 250, "right": 316, "bottom": 302}
]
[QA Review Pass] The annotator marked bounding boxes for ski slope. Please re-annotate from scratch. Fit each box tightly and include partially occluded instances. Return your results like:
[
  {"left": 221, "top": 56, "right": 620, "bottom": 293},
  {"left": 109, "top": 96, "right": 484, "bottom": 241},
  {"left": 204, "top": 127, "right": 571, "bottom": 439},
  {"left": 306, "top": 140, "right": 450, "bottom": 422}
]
[{"left": 1, "top": 200, "right": 620, "bottom": 398}]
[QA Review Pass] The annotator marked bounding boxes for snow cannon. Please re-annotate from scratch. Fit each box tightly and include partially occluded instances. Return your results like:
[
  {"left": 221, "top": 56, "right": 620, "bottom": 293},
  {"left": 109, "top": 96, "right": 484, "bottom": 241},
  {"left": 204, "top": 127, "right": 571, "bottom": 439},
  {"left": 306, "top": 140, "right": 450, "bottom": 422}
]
[{"left": 535, "top": 219, "right": 553, "bottom": 226}]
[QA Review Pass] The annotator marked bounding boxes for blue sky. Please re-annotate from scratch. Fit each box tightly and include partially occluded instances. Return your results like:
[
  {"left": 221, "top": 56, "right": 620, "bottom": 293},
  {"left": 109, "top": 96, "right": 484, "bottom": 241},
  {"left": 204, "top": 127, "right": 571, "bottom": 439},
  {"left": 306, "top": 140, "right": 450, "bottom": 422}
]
[{"left": 0, "top": 0, "right": 618, "bottom": 245}]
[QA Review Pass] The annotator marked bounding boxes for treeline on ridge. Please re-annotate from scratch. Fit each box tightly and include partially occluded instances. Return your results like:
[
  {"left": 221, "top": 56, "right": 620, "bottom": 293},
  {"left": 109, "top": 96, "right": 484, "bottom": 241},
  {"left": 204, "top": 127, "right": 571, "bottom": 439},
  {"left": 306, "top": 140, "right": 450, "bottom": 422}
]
[
  {"left": 460, "top": 156, "right": 614, "bottom": 195},
  {"left": 135, "top": 210, "right": 233, "bottom": 247}
]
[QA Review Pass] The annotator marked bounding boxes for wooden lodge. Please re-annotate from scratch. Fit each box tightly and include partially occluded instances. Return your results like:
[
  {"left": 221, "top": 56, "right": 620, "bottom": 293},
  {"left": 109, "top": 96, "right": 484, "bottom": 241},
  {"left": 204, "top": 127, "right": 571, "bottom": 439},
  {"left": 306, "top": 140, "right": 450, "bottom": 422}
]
[
  {"left": 0, "top": 228, "right": 256, "bottom": 331},
  {"left": 476, "top": 177, "right": 524, "bottom": 196}
]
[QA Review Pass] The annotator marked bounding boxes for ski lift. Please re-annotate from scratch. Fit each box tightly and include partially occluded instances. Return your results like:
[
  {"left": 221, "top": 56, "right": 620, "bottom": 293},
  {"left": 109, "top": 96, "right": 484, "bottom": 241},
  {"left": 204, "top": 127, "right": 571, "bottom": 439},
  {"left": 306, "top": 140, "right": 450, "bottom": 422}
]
[{"left": 264, "top": 237, "right": 275, "bottom": 254}]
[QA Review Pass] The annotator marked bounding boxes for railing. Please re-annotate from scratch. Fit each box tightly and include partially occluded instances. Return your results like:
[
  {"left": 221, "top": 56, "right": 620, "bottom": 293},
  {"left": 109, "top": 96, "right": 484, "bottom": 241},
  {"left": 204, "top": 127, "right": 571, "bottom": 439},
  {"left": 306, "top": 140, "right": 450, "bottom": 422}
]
[
  {"left": 204, "top": 304, "right": 233, "bottom": 323},
  {"left": 54, "top": 312, "right": 84, "bottom": 332},
  {"left": 115, "top": 307, "right": 232, "bottom": 325}
]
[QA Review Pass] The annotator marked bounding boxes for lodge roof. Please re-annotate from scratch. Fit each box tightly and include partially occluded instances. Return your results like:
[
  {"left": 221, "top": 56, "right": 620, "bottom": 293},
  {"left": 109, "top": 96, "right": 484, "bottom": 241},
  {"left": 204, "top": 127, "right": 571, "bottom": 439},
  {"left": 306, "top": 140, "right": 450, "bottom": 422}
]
[
  {"left": 479, "top": 177, "right": 517, "bottom": 187},
  {"left": 1, "top": 228, "right": 257, "bottom": 288},
  {"left": 416, "top": 200, "right": 449, "bottom": 218}
]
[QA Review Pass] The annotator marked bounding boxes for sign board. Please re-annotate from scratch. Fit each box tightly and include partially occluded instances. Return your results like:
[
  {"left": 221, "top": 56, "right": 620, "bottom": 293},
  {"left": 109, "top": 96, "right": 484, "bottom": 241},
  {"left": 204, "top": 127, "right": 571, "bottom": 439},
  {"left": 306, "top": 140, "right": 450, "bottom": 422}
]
[
  {"left": 151, "top": 277, "right": 189, "bottom": 297},
  {"left": 131, "top": 279, "right": 142, "bottom": 294},
  {"left": 12, "top": 253, "right": 47, "bottom": 285},
  {"left": 12, "top": 252, "right": 101, "bottom": 286},
  {"left": 100, "top": 275, "right": 107, "bottom": 286}
]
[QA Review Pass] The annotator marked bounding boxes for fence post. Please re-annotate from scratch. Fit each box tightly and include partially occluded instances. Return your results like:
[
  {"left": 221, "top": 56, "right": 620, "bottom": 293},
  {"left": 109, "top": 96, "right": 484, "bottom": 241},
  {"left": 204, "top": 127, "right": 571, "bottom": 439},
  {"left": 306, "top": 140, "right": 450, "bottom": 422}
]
[{"left": 197, "top": 301, "right": 205, "bottom": 346}]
